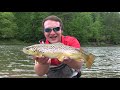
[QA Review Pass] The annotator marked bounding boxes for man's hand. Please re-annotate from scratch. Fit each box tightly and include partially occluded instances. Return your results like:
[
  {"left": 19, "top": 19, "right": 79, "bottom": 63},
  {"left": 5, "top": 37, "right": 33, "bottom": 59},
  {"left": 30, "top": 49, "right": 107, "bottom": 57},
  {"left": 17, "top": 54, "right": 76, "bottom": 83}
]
[
  {"left": 62, "top": 57, "right": 73, "bottom": 64},
  {"left": 33, "top": 56, "right": 50, "bottom": 65}
]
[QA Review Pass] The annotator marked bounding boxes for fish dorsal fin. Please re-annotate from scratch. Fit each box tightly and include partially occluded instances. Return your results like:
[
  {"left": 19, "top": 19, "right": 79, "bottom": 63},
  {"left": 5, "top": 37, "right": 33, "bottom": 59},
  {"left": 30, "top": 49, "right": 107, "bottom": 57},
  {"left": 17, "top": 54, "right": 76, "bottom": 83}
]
[
  {"left": 75, "top": 48, "right": 81, "bottom": 52},
  {"left": 75, "top": 48, "right": 89, "bottom": 55}
]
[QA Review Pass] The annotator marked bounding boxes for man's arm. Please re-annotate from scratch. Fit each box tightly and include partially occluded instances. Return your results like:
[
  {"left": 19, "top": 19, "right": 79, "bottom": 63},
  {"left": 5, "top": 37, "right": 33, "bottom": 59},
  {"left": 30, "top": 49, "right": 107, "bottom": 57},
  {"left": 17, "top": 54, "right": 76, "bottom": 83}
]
[{"left": 34, "top": 56, "right": 50, "bottom": 76}]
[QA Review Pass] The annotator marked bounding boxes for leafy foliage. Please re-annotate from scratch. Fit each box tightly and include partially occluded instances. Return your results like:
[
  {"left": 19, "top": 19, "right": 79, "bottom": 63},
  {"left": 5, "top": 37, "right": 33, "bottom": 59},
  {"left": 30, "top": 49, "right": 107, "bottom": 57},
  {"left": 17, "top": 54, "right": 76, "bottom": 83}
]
[
  {"left": 1, "top": 12, "right": 120, "bottom": 45},
  {"left": 0, "top": 12, "right": 17, "bottom": 39}
]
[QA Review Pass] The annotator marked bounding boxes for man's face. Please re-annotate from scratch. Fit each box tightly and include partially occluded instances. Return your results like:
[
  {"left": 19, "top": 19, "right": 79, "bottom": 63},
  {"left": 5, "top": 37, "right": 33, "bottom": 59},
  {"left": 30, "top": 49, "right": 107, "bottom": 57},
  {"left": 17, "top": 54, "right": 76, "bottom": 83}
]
[{"left": 44, "top": 20, "right": 63, "bottom": 44}]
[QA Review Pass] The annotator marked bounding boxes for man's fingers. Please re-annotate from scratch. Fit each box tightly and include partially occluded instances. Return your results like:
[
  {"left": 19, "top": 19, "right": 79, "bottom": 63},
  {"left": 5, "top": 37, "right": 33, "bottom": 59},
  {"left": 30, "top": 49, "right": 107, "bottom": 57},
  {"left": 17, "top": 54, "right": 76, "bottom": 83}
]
[{"left": 33, "top": 56, "right": 50, "bottom": 64}]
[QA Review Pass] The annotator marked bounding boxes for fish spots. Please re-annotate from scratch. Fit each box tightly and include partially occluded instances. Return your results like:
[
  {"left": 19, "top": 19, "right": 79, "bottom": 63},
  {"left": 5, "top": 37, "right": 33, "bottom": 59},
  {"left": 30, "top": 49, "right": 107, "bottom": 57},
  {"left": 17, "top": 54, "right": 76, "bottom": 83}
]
[{"left": 23, "top": 43, "right": 95, "bottom": 68}]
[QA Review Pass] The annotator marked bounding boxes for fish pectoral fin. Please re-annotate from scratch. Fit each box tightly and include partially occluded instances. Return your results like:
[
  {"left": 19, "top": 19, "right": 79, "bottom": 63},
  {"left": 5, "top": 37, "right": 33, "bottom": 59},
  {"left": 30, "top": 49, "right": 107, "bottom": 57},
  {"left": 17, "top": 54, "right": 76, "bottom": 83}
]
[
  {"left": 75, "top": 59, "right": 82, "bottom": 62},
  {"left": 57, "top": 54, "right": 65, "bottom": 62},
  {"left": 36, "top": 54, "right": 43, "bottom": 57}
]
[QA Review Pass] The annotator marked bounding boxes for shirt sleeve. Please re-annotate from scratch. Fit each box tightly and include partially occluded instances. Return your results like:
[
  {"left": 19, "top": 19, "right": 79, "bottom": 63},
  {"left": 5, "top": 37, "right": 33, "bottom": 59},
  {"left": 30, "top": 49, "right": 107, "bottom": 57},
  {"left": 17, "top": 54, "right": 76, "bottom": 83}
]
[
  {"left": 70, "top": 37, "right": 81, "bottom": 48},
  {"left": 64, "top": 36, "right": 80, "bottom": 48}
]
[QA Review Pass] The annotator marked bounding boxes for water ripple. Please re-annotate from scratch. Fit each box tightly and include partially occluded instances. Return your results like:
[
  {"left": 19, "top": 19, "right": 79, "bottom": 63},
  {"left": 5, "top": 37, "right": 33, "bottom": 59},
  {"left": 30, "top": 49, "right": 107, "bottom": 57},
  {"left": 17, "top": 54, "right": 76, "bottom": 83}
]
[{"left": 0, "top": 45, "right": 120, "bottom": 78}]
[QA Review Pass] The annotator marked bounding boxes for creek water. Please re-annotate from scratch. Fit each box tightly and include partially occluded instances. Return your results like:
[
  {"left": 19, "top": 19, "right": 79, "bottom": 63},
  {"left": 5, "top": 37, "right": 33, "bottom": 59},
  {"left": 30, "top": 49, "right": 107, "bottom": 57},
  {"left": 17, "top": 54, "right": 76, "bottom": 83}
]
[{"left": 0, "top": 45, "right": 120, "bottom": 78}]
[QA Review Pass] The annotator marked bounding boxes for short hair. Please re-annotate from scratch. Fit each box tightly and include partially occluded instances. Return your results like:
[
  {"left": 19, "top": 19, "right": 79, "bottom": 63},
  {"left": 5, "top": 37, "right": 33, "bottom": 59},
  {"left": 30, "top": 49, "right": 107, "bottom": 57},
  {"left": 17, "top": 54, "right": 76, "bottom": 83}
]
[{"left": 42, "top": 15, "right": 64, "bottom": 30}]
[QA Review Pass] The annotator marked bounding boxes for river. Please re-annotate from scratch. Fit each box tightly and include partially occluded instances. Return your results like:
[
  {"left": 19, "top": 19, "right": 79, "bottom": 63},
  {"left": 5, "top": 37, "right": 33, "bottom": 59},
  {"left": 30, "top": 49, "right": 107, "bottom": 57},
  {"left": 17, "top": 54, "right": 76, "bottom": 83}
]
[{"left": 0, "top": 45, "right": 120, "bottom": 78}]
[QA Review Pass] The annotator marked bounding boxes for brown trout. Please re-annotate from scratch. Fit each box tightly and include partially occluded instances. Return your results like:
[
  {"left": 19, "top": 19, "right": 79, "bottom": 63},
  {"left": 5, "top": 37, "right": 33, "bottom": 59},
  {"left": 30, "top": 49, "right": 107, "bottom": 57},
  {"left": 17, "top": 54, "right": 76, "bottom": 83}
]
[{"left": 22, "top": 43, "right": 95, "bottom": 68}]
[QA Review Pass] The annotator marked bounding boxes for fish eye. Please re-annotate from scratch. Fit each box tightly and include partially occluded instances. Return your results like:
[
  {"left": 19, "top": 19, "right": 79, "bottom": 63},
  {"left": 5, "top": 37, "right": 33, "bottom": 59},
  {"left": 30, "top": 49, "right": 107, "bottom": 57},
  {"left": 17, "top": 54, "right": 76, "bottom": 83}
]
[{"left": 26, "top": 48, "right": 29, "bottom": 50}]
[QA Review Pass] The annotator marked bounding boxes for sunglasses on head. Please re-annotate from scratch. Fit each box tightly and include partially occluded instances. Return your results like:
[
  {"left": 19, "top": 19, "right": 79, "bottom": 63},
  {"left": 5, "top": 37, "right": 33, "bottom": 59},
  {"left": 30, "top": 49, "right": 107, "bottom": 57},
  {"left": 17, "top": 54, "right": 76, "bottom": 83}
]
[{"left": 44, "top": 27, "right": 60, "bottom": 32}]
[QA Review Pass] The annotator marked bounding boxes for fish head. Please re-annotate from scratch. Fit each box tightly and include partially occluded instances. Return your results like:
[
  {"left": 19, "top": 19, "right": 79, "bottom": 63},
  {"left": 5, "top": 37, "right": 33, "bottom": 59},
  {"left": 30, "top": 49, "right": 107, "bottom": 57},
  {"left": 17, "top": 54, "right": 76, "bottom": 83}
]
[{"left": 22, "top": 45, "right": 39, "bottom": 56}]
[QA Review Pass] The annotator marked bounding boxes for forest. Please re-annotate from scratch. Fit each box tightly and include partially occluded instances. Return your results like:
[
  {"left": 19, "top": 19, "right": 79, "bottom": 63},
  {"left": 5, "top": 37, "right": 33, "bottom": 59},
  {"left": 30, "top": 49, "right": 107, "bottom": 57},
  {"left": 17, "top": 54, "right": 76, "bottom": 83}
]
[{"left": 0, "top": 12, "right": 120, "bottom": 46}]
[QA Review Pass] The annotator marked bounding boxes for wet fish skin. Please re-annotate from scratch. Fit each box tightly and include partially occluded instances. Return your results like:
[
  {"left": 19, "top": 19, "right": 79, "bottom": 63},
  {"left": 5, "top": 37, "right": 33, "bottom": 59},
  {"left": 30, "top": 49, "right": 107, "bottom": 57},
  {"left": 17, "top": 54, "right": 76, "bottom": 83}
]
[{"left": 22, "top": 43, "right": 95, "bottom": 68}]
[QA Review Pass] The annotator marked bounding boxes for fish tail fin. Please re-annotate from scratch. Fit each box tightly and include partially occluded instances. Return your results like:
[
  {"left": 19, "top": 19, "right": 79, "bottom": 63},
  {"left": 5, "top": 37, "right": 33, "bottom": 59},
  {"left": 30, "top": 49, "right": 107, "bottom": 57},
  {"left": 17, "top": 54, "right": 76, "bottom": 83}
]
[
  {"left": 79, "top": 48, "right": 95, "bottom": 69},
  {"left": 85, "top": 53, "right": 95, "bottom": 69}
]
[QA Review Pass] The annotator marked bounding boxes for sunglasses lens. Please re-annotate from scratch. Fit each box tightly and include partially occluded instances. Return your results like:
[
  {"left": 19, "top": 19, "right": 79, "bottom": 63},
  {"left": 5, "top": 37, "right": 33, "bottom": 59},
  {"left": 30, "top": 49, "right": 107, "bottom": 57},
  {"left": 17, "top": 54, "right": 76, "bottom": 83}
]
[
  {"left": 44, "top": 28, "right": 52, "bottom": 32},
  {"left": 44, "top": 27, "right": 60, "bottom": 32},
  {"left": 53, "top": 27, "right": 60, "bottom": 31}
]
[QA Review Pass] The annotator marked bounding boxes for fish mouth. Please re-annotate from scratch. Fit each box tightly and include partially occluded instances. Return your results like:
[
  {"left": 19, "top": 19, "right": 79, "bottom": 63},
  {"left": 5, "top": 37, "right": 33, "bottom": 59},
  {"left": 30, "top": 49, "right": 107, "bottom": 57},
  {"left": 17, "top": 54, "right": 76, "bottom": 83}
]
[{"left": 22, "top": 48, "right": 27, "bottom": 53}]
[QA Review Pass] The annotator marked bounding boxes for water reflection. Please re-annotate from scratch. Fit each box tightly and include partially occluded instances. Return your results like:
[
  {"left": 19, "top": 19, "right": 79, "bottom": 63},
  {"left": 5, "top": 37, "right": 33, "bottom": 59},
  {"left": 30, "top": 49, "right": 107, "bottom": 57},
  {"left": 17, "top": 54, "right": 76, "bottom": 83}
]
[{"left": 0, "top": 45, "right": 120, "bottom": 78}]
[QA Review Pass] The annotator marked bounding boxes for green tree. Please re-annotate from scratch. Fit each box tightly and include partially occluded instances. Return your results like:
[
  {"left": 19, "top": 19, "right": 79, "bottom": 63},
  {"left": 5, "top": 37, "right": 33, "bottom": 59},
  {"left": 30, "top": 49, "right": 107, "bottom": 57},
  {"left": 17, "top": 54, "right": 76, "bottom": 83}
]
[
  {"left": 67, "top": 12, "right": 93, "bottom": 44},
  {"left": 0, "top": 12, "right": 18, "bottom": 39},
  {"left": 90, "top": 12, "right": 103, "bottom": 45},
  {"left": 102, "top": 12, "right": 120, "bottom": 44},
  {"left": 13, "top": 12, "right": 49, "bottom": 43}
]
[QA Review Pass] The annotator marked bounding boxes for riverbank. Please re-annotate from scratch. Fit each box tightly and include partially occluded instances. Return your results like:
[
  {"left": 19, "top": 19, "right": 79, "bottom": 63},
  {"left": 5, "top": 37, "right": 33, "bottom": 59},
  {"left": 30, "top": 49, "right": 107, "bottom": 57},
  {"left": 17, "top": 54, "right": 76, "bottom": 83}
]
[
  {"left": 0, "top": 39, "right": 120, "bottom": 47},
  {"left": 0, "top": 39, "right": 34, "bottom": 45},
  {"left": 81, "top": 42, "right": 120, "bottom": 47}
]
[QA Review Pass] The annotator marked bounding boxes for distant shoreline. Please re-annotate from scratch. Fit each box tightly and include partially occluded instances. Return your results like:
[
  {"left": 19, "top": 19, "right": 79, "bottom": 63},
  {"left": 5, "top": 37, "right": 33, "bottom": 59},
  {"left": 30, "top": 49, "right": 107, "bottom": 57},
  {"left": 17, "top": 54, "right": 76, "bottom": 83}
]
[
  {"left": 0, "top": 39, "right": 120, "bottom": 47},
  {"left": 0, "top": 39, "right": 34, "bottom": 45}
]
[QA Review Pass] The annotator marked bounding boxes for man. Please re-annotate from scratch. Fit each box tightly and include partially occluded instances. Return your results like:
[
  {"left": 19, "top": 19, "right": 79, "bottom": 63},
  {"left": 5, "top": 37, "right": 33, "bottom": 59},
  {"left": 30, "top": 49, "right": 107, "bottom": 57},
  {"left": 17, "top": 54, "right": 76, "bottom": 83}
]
[{"left": 33, "top": 15, "right": 83, "bottom": 78}]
